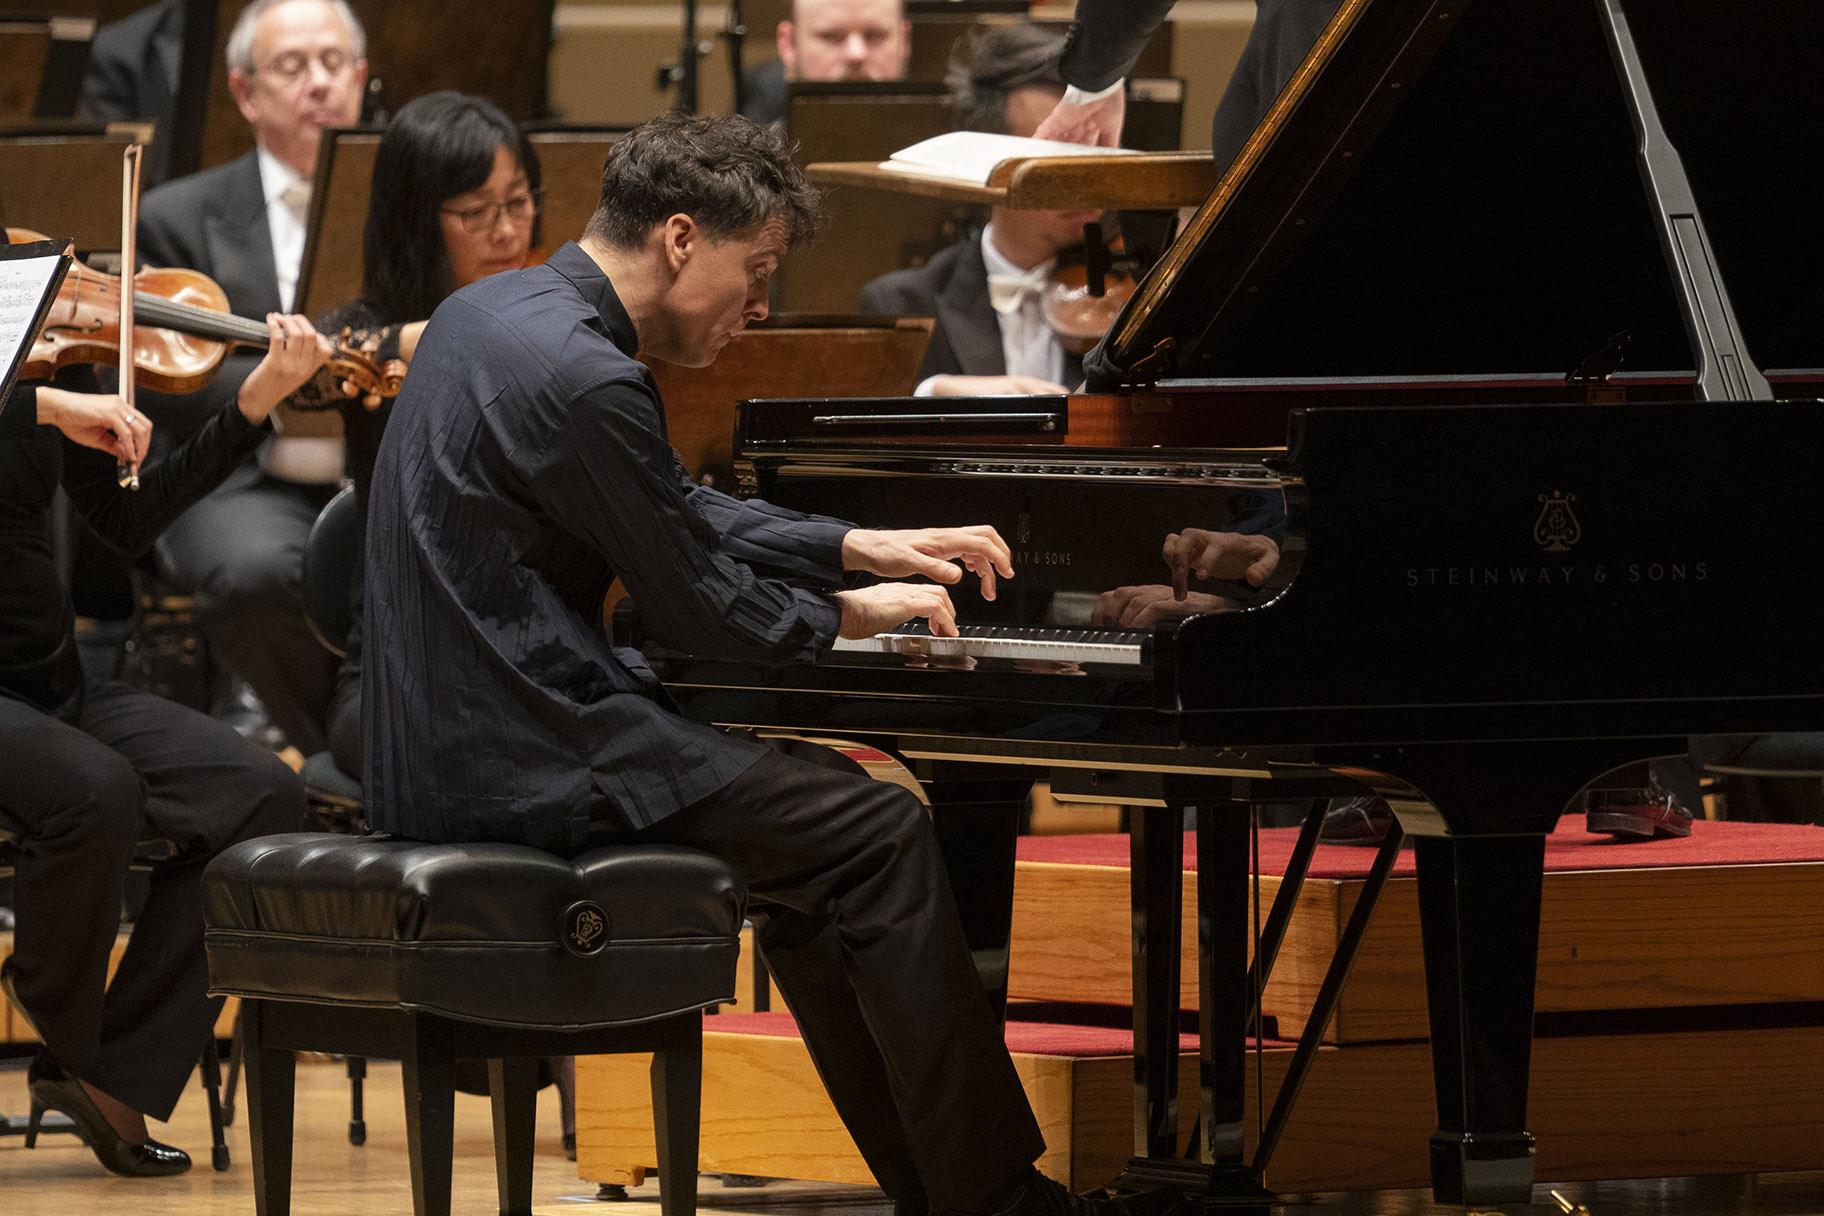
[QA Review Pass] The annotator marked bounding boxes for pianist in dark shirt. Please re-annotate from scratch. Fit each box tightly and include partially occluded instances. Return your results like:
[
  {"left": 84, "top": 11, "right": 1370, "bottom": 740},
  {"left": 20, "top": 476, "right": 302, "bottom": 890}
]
[{"left": 362, "top": 113, "right": 1167, "bottom": 1216}]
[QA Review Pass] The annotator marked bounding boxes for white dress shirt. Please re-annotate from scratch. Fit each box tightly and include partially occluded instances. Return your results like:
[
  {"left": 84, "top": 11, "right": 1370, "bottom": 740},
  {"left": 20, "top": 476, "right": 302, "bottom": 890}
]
[
  {"left": 914, "top": 225, "right": 1068, "bottom": 396},
  {"left": 255, "top": 146, "right": 345, "bottom": 484}
]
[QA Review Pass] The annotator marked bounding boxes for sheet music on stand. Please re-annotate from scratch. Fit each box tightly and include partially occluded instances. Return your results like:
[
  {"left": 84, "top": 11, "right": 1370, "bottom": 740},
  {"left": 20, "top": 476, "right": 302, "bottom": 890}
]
[{"left": 0, "top": 235, "right": 72, "bottom": 403}]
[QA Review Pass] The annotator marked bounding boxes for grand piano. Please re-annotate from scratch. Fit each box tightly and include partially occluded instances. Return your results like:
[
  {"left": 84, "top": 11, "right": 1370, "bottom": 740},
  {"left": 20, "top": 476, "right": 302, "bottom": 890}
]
[{"left": 630, "top": 0, "right": 1824, "bottom": 1207}]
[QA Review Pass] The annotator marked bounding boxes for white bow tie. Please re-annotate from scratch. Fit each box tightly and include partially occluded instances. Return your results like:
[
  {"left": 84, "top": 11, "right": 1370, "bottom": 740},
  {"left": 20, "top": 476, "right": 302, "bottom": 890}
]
[{"left": 987, "top": 264, "right": 1052, "bottom": 315}]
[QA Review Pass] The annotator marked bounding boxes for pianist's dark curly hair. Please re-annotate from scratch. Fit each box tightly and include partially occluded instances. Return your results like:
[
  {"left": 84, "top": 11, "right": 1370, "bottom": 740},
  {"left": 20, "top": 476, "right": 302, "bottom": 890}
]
[
  {"left": 585, "top": 113, "right": 824, "bottom": 250},
  {"left": 948, "top": 22, "right": 1067, "bottom": 136},
  {"left": 361, "top": 91, "right": 541, "bottom": 320}
]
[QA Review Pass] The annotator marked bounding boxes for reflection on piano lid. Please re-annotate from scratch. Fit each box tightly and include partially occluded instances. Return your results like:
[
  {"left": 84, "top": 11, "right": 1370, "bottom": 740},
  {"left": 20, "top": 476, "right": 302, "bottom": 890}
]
[
  {"left": 1089, "top": 0, "right": 1824, "bottom": 393},
  {"left": 830, "top": 622, "right": 1149, "bottom": 667}
]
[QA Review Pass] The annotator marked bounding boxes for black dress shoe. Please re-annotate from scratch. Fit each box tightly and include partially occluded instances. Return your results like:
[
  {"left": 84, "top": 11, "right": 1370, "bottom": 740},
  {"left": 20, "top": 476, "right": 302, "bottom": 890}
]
[{"left": 25, "top": 1056, "right": 192, "bottom": 1177}]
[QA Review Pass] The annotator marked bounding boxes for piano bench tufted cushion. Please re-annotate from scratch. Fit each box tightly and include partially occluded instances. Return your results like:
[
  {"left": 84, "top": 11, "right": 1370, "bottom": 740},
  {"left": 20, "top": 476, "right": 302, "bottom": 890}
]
[{"left": 204, "top": 833, "right": 746, "bottom": 1031}]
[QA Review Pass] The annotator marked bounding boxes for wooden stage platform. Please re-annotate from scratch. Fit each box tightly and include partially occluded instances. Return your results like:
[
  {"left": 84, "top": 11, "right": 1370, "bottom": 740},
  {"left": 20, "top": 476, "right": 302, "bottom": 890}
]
[{"left": 577, "top": 820, "right": 1824, "bottom": 1194}]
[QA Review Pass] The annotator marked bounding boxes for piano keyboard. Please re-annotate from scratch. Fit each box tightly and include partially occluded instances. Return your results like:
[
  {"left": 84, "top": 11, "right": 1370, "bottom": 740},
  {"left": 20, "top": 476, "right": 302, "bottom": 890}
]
[{"left": 831, "top": 623, "right": 1148, "bottom": 666}]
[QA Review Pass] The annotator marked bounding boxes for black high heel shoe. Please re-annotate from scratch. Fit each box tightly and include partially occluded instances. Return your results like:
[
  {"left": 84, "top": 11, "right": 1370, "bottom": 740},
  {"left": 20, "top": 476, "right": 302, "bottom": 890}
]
[{"left": 25, "top": 1055, "right": 192, "bottom": 1177}]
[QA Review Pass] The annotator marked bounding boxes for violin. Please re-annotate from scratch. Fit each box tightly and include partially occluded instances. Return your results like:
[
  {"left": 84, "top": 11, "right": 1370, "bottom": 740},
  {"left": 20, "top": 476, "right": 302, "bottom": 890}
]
[
  {"left": 8, "top": 227, "right": 407, "bottom": 400},
  {"left": 1041, "top": 223, "right": 1141, "bottom": 356}
]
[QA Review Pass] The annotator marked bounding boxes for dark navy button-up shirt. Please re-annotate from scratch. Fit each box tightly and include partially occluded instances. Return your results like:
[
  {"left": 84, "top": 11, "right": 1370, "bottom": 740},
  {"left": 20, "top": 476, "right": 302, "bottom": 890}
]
[{"left": 363, "top": 242, "right": 853, "bottom": 849}]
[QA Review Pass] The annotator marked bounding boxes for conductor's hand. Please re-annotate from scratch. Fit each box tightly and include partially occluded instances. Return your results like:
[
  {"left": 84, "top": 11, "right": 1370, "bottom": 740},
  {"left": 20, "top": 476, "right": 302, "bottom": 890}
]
[
  {"left": 1163, "top": 530, "right": 1280, "bottom": 599},
  {"left": 841, "top": 526, "right": 1015, "bottom": 602},
  {"left": 1033, "top": 86, "right": 1127, "bottom": 148},
  {"left": 835, "top": 582, "right": 959, "bottom": 639},
  {"left": 238, "top": 313, "right": 333, "bottom": 425}
]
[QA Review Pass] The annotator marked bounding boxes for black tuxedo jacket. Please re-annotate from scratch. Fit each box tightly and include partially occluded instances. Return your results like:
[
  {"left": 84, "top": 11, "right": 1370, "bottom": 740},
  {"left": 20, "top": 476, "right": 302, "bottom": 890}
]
[
  {"left": 857, "top": 236, "right": 1083, "bottom": 386},
  {"left": 79, "top": 0, "right": 184, "bottom": 185}
]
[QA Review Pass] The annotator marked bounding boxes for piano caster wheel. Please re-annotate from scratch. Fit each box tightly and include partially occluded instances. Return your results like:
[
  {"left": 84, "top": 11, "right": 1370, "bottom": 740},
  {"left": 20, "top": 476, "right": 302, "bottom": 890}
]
[
  {"left": 721, "top": 1174, "right": 768, "bottom": 1188},
  {"left": 348, "top": 1120, "right": 366, "bottom": 1146},
  {"left": 596, "top": 1184, "right": 630, "bottom": 1201},
  {"left": 212, "top": 1144, "right": 230, "bottom": 1172}
]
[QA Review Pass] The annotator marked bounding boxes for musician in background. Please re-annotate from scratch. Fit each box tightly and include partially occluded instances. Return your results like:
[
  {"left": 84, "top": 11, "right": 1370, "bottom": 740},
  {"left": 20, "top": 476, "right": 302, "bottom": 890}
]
[
  {"left": 363, "top": 112, "right": 1171, "bottom": 1216},
  {"left": 80, "top": 0, "right": 186, "bottom": 187},
  {"left": 280, "top": 89, "right": 539, "bottom": 781},
  {"left": 741, "top": 0, "right": 911, "bottom": 129},
  {"left": 857, "top": 24, "right": 1094, "bottom": 397},
  {"left": 1034, "top": 0, "right": 1340, "bottom": 175},
  {"left": 0, "top": 320, "right": 323, "bottom": 1177},
  {"left": 136, "top": 0, "right": 367, "bottom": 759}
]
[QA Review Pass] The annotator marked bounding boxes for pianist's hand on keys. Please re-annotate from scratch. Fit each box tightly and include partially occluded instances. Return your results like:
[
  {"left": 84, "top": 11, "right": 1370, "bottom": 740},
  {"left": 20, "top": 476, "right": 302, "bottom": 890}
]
[
  {"left": 839, "top": 526, "right": 1016, "bottom": 601},
  {"left": 835, "top": 583, "right": 961, "bottom": 640}
]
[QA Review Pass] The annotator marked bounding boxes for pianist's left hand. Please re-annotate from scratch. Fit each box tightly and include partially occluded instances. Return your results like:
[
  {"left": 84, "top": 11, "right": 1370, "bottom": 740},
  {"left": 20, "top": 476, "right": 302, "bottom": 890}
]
[
  {"left": 841, "top": 527, "right": 1015, "bottom": 602},
  {"left": 1092, "top": 586, "right": 1232, "bottom": 628}
]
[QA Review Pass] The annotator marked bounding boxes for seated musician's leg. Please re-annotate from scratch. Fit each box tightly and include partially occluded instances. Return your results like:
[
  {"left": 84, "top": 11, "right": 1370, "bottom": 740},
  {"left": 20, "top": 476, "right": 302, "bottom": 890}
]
[
  {"left": 628, "top": 748, "right": 1046, "bottom": 1214},
  {"left": 326, "top": 643, "right": 363, "bottom": 778},
  {"left": 0, "top": 694, "right": 143, "bottom": 1087},
  {"left": 77, "top": 681, "right": 307, "bottom": 1120},
  {"left": 155, "top": 461, "right": 338, "bottom": 755}
]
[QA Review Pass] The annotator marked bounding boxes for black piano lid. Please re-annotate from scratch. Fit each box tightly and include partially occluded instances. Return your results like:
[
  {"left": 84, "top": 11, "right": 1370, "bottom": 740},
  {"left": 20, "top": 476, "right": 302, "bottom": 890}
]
[{"left": 1089, "top": 0, "right": 1824, "bottom": 389}]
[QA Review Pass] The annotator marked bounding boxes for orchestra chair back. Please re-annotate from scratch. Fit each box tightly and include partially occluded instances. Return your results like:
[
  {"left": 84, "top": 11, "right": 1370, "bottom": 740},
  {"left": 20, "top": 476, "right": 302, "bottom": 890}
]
[
  {"left": 298, "top": 485, "right": 364, "bottom": 824},
  {"left": 204, "top": 832, "right": 745, "bottom": 1216}
]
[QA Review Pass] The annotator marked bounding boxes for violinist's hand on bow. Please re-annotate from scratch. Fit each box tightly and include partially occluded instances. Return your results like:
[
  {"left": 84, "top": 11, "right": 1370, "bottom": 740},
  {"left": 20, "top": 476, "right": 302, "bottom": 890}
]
[
  {"left": 1163, "top": 530, "right": 1280, "bottom": 599},
  {"left": 1092, "top": 585, "right": 1233, "bottom": 628},
  {"left": 239, "top": 313, "right": 333, "bottom": 425},
  {"left": 841, "top": 526, "right": 1016, "bottom": 602},
  {"left": 34, "top": 386, "right": 152, "bottom": 468}
]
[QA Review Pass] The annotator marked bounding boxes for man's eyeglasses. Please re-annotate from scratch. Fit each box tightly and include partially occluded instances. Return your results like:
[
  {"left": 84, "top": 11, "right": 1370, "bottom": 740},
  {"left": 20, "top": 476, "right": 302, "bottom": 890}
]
[
  {"left": 441, "top": 191, "right": 541, "bottom": 234},
  {"left": 255, "top": 48, "right": 355, "bottom": 82}
]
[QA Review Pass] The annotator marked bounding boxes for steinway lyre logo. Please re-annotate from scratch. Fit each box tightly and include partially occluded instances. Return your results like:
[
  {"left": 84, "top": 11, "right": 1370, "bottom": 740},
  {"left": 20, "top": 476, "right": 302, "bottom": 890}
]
[
  {"left": 1533, "top": 491, "right": 1581, "bottom": 553},
  {"left": 561, "top": 901, "right": 609, "bottom": 957}
]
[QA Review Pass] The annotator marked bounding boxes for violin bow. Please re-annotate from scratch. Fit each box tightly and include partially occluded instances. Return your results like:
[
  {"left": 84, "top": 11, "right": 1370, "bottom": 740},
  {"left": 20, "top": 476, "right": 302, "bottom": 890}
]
[{"left": 116, "top": 143, "right": 142, "bottom": 490}]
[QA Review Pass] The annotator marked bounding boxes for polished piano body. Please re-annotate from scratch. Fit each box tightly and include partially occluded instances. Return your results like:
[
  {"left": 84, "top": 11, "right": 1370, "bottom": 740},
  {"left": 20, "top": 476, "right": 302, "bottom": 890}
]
[{"left": 638, "top": 0, "right": 1824, "bottom": 1207}]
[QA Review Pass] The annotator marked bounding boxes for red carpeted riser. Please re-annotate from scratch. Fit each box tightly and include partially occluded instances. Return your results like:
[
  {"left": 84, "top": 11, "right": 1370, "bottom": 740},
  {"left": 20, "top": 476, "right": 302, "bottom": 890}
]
[{"left": 1017, "top": 819, "right": 1824, "bottom": 879}]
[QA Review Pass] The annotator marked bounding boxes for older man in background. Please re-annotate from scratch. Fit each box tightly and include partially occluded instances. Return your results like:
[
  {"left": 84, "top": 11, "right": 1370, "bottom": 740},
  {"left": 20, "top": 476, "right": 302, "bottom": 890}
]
[
  {"left": 741, "top": 0, "right": 911, "bottom": 128},
  {"left": 137, "top": 0, "right": 368, "bottom": 758}
]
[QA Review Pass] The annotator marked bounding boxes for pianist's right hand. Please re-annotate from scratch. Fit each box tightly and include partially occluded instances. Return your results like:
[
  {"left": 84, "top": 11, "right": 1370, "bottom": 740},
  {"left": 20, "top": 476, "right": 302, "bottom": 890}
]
[{"left": 834, "top": 583, "right": 960, "bottom": 640}]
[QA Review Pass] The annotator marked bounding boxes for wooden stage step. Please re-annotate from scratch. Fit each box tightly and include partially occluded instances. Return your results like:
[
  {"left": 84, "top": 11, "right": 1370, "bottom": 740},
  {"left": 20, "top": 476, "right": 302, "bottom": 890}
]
[
  {"left": 575, "top": 1011, "right": 1824, "bottom": 1194},
  {"left": 1007, "top": 822, "right": 1824, "bottom": 1042}
]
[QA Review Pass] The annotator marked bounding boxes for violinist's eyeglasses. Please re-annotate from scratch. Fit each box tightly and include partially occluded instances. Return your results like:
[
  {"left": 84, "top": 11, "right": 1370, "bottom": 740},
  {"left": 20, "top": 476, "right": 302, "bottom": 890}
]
[
  {"left": 255, "top": 48, "right": 355, "bottom": 82},
  {"left": 442, "top": 191, "right": 541, "bottom": 234}
]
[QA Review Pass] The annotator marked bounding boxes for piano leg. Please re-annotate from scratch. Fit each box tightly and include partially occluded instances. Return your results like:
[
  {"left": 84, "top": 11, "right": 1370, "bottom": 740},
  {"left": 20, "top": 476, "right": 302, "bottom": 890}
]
[
  {"left": 1413, "top": 833, "right": 1545, "bottom": 1207},
  {"left": 1195, "top": 805, "right": 1256, "bottom": 1175},
  {"left": 1129, "top": 804, "right": 1184, "bottom": 1160},
  {"left": 926, "top": 775, "right": 1032, "bottom": 1018}
]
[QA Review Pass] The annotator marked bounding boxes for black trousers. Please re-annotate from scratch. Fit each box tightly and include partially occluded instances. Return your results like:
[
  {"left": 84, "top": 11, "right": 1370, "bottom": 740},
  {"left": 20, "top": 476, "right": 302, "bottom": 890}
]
[
  {"left": 1209, "top": 0, "right": 1345, "bottom": 175},
  {"left": 608, "top": 746, "right": 1046, "bottom": 1214},
  {"left": 0, "top": 682, "right": 305, "bottom": 1119},
  {"left": 154, "top": 458, "right": 339, "bottom": 755}
]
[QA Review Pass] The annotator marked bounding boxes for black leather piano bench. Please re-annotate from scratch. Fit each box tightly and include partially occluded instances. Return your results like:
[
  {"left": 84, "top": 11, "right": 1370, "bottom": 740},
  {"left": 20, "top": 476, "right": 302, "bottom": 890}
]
[{"left": 202, "top": 832, "right": 746, "bottom": 1216}]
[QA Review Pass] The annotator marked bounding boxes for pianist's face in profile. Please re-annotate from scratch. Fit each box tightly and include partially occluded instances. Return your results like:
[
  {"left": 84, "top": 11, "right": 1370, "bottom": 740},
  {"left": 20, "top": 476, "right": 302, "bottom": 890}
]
[{"left": 580, "top": 115, "right": 824, "bottom": 369}]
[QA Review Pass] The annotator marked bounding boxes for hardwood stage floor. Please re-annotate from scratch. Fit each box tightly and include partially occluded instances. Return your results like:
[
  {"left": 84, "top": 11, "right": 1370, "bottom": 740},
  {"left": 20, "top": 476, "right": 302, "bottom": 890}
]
[{"left": 4, "top": 1056, "right": 1824, "bottom": 1215}]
